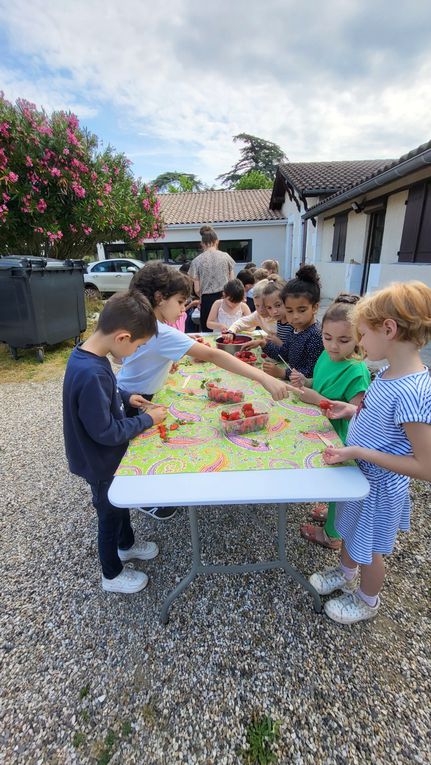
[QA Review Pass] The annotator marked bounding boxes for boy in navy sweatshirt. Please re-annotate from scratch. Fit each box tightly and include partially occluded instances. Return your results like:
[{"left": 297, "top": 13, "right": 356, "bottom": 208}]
[{"left": 63, "top": 291, "right": 167, "bottom": 594}]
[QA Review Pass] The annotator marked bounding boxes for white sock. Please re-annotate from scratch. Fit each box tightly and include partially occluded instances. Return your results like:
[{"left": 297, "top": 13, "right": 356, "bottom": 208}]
[
  {"left": 340, "top": 562, "right": 358, "bottom": 581},
  {"left": 357, "top": 588, "right": 378, "bottom": 608}
]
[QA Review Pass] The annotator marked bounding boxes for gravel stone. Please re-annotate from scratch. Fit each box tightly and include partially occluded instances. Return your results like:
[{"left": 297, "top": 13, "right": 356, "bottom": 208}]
[{"left": 1, "top": 379, "right": 430, "bottom": 765}]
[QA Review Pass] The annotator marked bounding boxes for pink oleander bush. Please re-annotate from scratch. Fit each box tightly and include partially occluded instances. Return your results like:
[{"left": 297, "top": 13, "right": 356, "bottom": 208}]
[{"left": 0, "top": 93, "right": 163, "bottom": 258}]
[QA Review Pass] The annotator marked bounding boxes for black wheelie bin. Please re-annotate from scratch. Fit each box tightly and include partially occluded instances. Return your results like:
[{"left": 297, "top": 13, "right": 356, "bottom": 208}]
[{"left": 0, "top": 256, "right": 86, "bottom": 362}]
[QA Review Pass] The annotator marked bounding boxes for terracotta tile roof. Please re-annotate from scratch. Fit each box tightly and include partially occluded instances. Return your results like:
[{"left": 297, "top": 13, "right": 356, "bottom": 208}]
[
  {"left": 304, "top": 139, "right": 431, "bottom": 216},
  {"left": 278, "top": 159, "right": 393, "bottom": 196},
  {"left": 158, "top": 189, "right": 285, "bottom": 225}
]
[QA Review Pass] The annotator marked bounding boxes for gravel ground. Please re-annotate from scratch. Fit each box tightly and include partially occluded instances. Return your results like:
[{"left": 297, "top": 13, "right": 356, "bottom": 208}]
[{"left": 1, "top": 379, "right": 430, "bottom": 765}]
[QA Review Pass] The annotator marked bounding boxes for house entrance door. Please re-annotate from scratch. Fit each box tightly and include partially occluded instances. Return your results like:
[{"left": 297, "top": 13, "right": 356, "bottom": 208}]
[{"left": 360, "top": 209, "right": 386, "bottom": 294}]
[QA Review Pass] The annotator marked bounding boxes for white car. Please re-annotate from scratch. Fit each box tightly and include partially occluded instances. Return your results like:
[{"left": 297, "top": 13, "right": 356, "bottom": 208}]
[{"left": 83, "top": 258, "right": 145, "bottom": 297}]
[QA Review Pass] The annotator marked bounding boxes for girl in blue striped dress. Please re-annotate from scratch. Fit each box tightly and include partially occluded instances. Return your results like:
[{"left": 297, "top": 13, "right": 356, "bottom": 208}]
[{"left": 309, "top": 281, "right": 431, "bottom": 624}]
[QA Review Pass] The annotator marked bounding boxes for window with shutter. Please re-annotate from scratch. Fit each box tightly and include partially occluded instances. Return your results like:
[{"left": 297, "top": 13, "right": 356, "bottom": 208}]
[
  {"left": 331, "top": 213, "right": 348, "bottom": 262},
  {"left": 398, "top": 182, "right": 431, "bottom": 263}
]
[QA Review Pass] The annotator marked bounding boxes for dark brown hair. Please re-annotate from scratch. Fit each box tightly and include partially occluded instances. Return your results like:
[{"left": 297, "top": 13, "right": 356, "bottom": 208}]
[
  {"left": 322, "top": 293, "right": 361, "bottom": 327},
  {"left": 97, "top": 291, "right": 157, "bottom": 341},
  {"left": 130, "top": 261, "right": 190, "bottom": 307},
  {"left": 223, "top": 278, "right": 245, "bottom": 303},
  {"left": 236, "top": 269, "right": 255, "bottom": 287},
  {"left": 200, "top": 225, "right": 218, "bottom": 246},
  {"left": 281, "top": 264, "right": 321, "bottom": 305}
]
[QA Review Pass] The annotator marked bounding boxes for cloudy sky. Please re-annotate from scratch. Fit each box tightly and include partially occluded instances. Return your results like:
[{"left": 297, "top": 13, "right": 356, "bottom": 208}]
[{"left": 1, "top": 0, "right": 430, "bottom": 186}]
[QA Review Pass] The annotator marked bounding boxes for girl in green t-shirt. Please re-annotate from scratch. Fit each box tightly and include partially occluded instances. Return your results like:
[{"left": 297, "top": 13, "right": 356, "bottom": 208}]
[{"left": 290, "top": 294, "right": 371, "bottom": 549}]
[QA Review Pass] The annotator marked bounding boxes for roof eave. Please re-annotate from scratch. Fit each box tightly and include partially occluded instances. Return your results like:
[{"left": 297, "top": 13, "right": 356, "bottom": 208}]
[{"left": 303, "top": 148, "right": 431, "bottom": 220}]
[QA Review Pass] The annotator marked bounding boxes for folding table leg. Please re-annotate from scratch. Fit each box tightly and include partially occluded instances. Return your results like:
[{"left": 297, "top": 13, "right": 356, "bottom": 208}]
[
  {"left": 277, "top": 503, "right": 322, "bottom": 613},
  {"left": 160, "top": 506, "right": 201, "bottom": 624}
]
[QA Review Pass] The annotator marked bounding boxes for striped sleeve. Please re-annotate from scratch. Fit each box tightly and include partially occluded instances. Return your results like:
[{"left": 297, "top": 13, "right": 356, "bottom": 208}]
[{"left": 394, "top": 374, "right": 431, "bottom": 425}]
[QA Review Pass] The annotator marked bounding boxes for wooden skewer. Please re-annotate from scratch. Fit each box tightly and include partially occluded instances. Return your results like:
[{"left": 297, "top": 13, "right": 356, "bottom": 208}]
[
  {"left": 315, "top": 432, "right": 333, "bottom": 447},
  {"left": 277, "top": 354, "right": 292, "bottom": 373},
  {"left": 181, "top": 375, "right": 191, "bottom": 389}
]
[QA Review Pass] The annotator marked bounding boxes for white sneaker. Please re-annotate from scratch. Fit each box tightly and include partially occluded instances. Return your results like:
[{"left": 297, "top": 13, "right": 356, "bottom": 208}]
[
  {"left": 118, "top": 541, "right": 159, "bottom": 561},
  {"left": 324, "top": 592, "right": 380, "bottom": 624},
  {"left": 138, "top": 506, "right": 177, "bottom": 521},
  {"left": 102, "top": 567, "right": 148, "bottom": 593},
  {"left": 309, "top": 566, "right": 359, "bottom": 595}
]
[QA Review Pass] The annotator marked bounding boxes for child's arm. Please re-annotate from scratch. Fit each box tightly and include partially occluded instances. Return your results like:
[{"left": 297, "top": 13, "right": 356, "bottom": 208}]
[
  {"left": 241, "top": 303, "right": 251, "bottom": 316},
  {"left": 79, "top": 376, "right": 156, "bottom": 446},
  {"left": 227, "top": 311, "right": 258, "bottom": 334},
  {"left": 323, "top": 422, "right": 431, "bottom": 482},
  {"left": 206, "top": 301, "right": 228, "bottom": 332},
  {"left": 187, "top": 342, "right": 293, "bottom": 401}
]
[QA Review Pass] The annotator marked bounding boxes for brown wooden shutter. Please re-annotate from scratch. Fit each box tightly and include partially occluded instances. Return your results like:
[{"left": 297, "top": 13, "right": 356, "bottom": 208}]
[
  {"left": 331, "top": 213, "right": 348, "bottom": 262},
  {"left": 398, "top": 183, "right": 427, "bottom": 262},
  {"left": 416, "top": 182, "right": 431, "bottom": 263}
]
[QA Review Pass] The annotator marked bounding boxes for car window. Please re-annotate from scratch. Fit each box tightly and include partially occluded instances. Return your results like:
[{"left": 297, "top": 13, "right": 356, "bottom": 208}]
[
  {"left": 115, "top": 260, "right": 135, "bottom": 273},
  {"left": 92, "top": 261, "right": 116, "bottom": 273}
]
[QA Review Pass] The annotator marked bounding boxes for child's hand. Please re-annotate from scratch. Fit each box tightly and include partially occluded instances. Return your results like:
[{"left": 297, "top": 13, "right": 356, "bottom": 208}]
[
  {"left": 322, "top": 445, "right": 357, "bottom": 464},
  {"left": 129, "top": 394, "right": 152, "bottom": 410},
  {"left": 242, "top": 338, "right": 264, "bottom": 350},
  {"left": 261, "top": 376, "right": 292, "bottom": 401},
  {"left": 262, "top": 360, "right": 285, "bottom": 379},
  {"left": 148, "top": 406, "right": 167, "bottom": 425},
  {"left": 325, "top": 400, "right": 357, "bottom": 420},
  {"left": 170, "top": 362, "right": 179, "bottom": 374},
  {"left": 290, "top": 369, "right": 305, "bottom": 388}
]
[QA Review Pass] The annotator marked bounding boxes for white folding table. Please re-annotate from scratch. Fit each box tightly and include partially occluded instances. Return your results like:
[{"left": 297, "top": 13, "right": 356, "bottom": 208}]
[{"left": 109, "top": 465, "right": 369, "bottom": 623}]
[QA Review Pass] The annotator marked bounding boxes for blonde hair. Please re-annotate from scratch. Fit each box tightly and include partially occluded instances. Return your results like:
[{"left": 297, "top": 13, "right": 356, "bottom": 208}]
[
  {"left": 261, "top": 259, "right": 279, "bottom": 274},
  {"left": 252, "top": 267, "right": 269, "bottom": 281},
  {"left": 252, "top": 278, "right": 270, "bottom": 298},
  {"left": 352, "top": 281, "right": 431, "bottom": 349}
]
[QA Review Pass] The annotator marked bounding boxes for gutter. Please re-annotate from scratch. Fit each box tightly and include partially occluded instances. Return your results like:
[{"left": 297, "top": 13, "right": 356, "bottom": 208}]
[
  {"left": 161, "top": 219, "right": 287, "bottom": 231},
  {"left": 302, "top": 148, "right": 431, "bottom": 220}
]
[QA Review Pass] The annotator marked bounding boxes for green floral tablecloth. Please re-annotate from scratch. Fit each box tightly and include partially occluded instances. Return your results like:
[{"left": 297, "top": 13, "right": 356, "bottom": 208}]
[{"left": 116, "top": 342, "right": 344, "bottom": 476}]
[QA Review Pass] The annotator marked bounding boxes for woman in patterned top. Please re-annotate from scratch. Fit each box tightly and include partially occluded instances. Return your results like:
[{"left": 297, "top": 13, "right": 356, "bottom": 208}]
[
  {"left": 309, "top": 281, "right": 431, "bottom": 624},
  {"left": 188, "top": 226, "right": 235, "bottom": 331}
]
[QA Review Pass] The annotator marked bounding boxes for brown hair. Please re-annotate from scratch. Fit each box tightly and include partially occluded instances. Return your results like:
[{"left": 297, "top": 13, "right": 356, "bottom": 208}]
[
  {"left": 223, "top": 278, "right": 245, "bottom": 303},
  {"left": 322, "top": 293, "right": 361, "bottom": 327},
  {"left": 130, "top": 261, "right": 190, "bottom": 307},
  {"left": 97, "top": 291, "right": 157, "bottom": 341},
  {"left": 200, "top": 225, "right": 218, "bottom": 246},
  {"left": 352, "top": 281, "right": 431, "bottom": 348},
  {"left": 261, "top": 259, "right": 279, "bottom": 274},
  {"left": 262, "top": 278, "right": 286, "bottom": 299},
  {"left": 253, "top": 267, "right": 269, "bottom": 281}
]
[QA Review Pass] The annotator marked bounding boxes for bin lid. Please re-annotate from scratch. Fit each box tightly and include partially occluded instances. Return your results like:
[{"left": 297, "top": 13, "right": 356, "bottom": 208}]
[{"left": 0, "top": 256, "right": 86, "bottom": 272}]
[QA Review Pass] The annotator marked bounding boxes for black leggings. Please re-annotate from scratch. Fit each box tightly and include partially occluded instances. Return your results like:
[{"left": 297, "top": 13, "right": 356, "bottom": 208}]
[{"left": 199, "top": 291, "right": 222, "bottom": 332}]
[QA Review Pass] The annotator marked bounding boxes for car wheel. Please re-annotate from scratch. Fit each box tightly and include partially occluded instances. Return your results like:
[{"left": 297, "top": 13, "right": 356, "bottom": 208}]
[{"left": 85, "top": 285, "right": 100, "bottom": 300}]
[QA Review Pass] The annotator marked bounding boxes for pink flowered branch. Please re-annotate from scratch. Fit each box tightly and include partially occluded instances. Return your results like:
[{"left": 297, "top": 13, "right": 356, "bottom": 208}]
[{"left": 0, "top": 93, "right": 164, "bottom": 256}]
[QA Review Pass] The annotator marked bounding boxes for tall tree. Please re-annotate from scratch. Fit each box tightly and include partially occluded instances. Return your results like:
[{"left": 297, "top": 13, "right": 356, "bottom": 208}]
[
  {"left": 0, "top": 95, "right": 162, "bottom": 259},
  {"left": 150, "top": 172, "right": 205, "bottom": 193},
  {"left": 217, "top": 133, "right": 287, "bottom": 188},
  {"left": 234, "top": 170, "right": 273, "bottom": 190}
]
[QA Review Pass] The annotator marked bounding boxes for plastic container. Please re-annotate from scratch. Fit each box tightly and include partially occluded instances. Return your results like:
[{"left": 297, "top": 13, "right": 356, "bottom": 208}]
[
  {"left": 0, "top": 256, "right": 86, "bottom": 361},
  {"left": 215, "top": 334, "right": 252, "bottom": 355},
  {"left": 220, "top": 402, "right": 271, "bottom": 436},
  {"left": 206, "top": 383, "right": 244, "bottom": 403}
]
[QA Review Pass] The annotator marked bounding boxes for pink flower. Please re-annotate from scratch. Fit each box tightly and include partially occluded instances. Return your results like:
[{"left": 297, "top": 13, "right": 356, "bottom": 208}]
[
  {"left": 67, "top": 114, "right": 79, "bottom": 130},
  {"left": 2, "top": 192, "right": 10, "bottom": 202},
  {"left": 36, "top": 199, "right": 47, "bottom": 213},
  {"left": 69, "top": 224, "right": 78, "bottom": 233},
  {"left": 82, "top": 226, "right": 92, "bottom": 235},
  {"left": 71, "top": 182, "right": 86, "bottom": 198},
  {"left": 25, "top": 155, "right": 33, "bottom": 167},
  {"left": 66, "top": 128, "right": 80, "bottom": 146},
  {"left": 50, "top": 167, "right": 61, "bottom": 177},
  {"left": 96, "top": 198, "right": 103, "bottom": 207},
  {"left": 34, "top": 227, "right": 44, "bottom": 234},
  {"left": 8, "top": 171, "right": 18, "bottom": 183},
  {"left": 142, "top": 198, "right": 150, "bottom": 211},
  {"left": 104, "top": 183, "right": 112, "bottom": 194},
  {"left": 63, "top": 147, "right": 70, "bottom": 155},
  {"left": 0, "top": 121, "right": 10, "bottom": 136}
]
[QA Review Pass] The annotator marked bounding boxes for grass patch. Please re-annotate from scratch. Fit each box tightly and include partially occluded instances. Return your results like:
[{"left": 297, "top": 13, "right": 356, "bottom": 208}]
[
  {"left": 72, "top": 731, "right": 86, "bottom": 748},
  {"left": 239, "top": 714, "right": 281, "bottom": 765},
  {"left": 0, "top": 297, "right": 102, "bottom": 384},
  {"left": 79, "top": 683, "right": 91, "bottom": 700}
]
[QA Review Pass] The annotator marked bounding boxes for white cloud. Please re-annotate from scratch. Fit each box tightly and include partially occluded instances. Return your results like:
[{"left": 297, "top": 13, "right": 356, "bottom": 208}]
[{"left": 1, "top": 0, "right": 431, "bottom": 184}]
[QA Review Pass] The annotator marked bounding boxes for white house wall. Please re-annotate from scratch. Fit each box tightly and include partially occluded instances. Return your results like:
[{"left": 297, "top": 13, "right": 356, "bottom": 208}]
[{"left": 161, "top": 223, "right": 287, "bottom": 275}]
